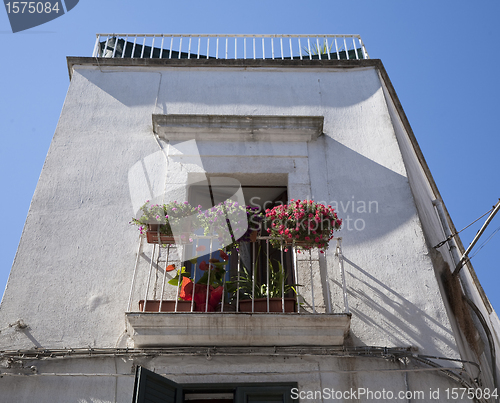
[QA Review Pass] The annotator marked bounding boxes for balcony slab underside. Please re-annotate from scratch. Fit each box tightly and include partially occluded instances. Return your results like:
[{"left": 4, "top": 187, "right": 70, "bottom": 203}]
[{"left": 126, "top": 312, "right": 351, "bottom": 347}]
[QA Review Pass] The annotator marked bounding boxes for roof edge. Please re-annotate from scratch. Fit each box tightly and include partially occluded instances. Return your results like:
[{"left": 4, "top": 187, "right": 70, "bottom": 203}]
[{"left": 66, "top": 56, "right": 380, "bottom": 80}]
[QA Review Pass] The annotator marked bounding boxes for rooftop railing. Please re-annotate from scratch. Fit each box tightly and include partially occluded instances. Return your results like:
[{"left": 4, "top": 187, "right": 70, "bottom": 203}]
[{"left": 93, "top": 34, "right": 369, "bottom": 61}]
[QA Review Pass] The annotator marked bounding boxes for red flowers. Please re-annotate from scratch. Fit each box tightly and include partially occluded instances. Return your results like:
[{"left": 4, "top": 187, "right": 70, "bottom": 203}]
[
  {"left": 179, "top": 276, "right": 223, "bottom": 311},
  {"left": 165, "top": 264, "right": 176, "bottom": 272},
  {"left": 266, "top": 200, "right": 342, "bottom": 252},
  {"left": 209, "top": 286, "right": 224, "bottom": 307}
]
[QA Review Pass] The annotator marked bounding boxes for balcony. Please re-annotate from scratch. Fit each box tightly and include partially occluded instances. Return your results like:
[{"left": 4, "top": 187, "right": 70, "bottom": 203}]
[
  {"left": 125, "top": 235, "right": 351, "bottom": 347},
  {"left": 93, "top": 34, "right": 369, "bottom": 61}
]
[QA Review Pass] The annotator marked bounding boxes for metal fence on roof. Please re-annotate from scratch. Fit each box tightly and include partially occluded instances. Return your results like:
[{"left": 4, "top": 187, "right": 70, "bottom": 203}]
[{"left": 93, "top": 34, "right": 369, "bottom": 61}]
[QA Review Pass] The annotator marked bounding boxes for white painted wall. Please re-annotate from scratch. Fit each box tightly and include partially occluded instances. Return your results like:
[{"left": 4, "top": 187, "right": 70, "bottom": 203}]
[
  {"left": 0, "top": 355, "right": 475, "bottom": 403},
  {"left": 0, "top": 63, "right": 485, "bottom": 401}
]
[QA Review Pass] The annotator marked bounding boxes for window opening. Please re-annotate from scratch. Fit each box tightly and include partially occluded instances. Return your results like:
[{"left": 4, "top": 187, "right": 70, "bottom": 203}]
[
  {"left": 133, "top": 366, "right": 298, "bottom": 403},
  {"left": 184, "top": 181, "right": 295, "bottom": 312}
]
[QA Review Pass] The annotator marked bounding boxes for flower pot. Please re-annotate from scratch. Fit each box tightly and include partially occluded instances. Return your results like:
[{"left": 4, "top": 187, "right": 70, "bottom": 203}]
[
  {"left": 138, "top": 299, "right": 194, "bottom": 312},
  {"left": 146, "top": 232, "right": 176, "bottom": 244},
  {"left": 238, "top": 297, "right": 296, "bottom": 313},
  {"left": 146, "top": 224, "right": 192, "bottom": 245},
  {"left": 284, "top": 238, "right": 330, "bottom": 249},
  {"left": 249, "top": 230, "right": 258, "bottom": 242}
]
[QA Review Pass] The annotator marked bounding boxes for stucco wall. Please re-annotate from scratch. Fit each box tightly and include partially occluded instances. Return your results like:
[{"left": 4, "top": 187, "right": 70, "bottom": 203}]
[
  {"left": 0, "top": 354, "right": 473, "bottom": 403},
  {"left": 0, "top": 65, "right": 459, "bottom": 361}
]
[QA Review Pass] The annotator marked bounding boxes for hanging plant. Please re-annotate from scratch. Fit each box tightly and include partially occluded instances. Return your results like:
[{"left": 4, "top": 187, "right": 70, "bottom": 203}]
[
  {"left": 265, "top": 199, "right": 342, "bottom": 252},
  {"left": 130, "top": 200, "right": 203, "bottom": 244},
  {"left": 201, "top": 202, "right": 265, "bottom": 249}
]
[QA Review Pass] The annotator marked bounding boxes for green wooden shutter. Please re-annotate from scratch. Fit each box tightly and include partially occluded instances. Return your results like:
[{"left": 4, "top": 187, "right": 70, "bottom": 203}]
[{"left": 133, "top": 366, "right": 182, "bottom": 403}]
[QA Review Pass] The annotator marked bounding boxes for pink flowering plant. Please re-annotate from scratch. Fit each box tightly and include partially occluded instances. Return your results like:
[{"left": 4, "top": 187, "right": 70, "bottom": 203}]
[
  {"left": 202, "top": 202, "right": 265, "bottom": 249},
  {"left": 131, "top": 200, "right": 203, "bottom": 236},
  {"left": 265, "top": 199, "right": 342, "bottom": 252}
]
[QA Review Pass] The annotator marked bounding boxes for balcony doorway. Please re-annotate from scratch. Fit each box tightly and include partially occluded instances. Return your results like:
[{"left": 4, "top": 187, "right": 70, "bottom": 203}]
[{"left": 185, "top": 177, "right": 295, "bottom": 311}]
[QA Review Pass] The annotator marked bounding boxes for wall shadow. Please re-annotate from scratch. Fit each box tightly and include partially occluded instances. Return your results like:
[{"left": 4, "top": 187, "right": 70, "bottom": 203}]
[
  {"left": 77, "top": 66, "right": 381, "bottom": 109},
  {"left": 343, "top": 257, "right": 457, "bottom": 356},
  {"left": 320, "top": 138, "right": 416, "bottom": 246}
]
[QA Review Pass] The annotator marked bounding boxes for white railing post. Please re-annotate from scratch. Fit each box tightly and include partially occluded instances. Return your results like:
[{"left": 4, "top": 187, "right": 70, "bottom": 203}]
[
  {"left": 92, "top": 34, "right": 101, "bottom": 57},
  {"left": 159, "top": 244, "right": 170, "bottom": 312},
  {"left": 142, "top": 243, "right": 156, "bottom": 312},
  {"left": 280, "top": 242, "right": 285, "bottom": 313},
  {"left": 139, "top": 36, "right": 146, "bottom": 58},
  {"left": 102, "top": 35, "right": 110, "bottom": 58},
  {"left": 251, "top": 241, "right": 255, "bottom": 312},
  {"left": 336, "top": 238, "right": 349, "bottom": 314},
  {"left": 236, "top": 248, "right": 240, "bottom": 312},
  {"left": 316, "top": 37, "right": 321, "bottom": 60},
  {"left": 352, "top": 37, "right": 359, "bottom": 60},
  {"left": 343, "top": 36, "right": 349, "bottom": 60},
  {"left": 309, "top": 249, "right": 316, "bottom": 313},
  {"left": 131, "top": 36, "right": 137, "bottom": 59},
  {"left": 266, "top": 238, "right": 270, "bottom": 312},
  {"left": 159, "top": 35, "right": 165, "bottom": 59},
  {"left": 127, "top": 235, "right": 144, "bottom": 312},
  {"left": 322, "top": 246, "right": 333, "bottom": 313},
  {"left": 293, "top": 245, "right": 300, "bottom": 313}
]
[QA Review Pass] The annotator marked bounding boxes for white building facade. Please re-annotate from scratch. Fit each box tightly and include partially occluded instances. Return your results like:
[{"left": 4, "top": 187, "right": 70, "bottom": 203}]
[{"left": 0, "top": 34, "right": 498, "bottom": 402}]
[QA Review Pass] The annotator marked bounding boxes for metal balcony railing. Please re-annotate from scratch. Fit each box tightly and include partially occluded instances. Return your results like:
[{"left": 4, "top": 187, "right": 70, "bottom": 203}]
[
  {"left": 93, "top": 34, "right": 369, "bottom": 61},
  {"left": 127, "top": 235, "right": 349, "bottom": 315}
]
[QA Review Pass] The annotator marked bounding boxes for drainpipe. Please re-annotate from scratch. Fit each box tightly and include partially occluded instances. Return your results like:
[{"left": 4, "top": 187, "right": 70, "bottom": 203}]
[{"left": 433, "top": 199, "right": 461, "bottom": 267}]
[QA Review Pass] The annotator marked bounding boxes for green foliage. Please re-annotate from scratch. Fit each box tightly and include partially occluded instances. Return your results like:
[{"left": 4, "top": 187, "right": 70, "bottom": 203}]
[
  {"left": 230, "top": 258, "right": 298, "bottom": 300},
  {"left": 130, "top": 200, "right": 202, "bottom": 236},
  {"left": 303, "top": 40, "right": 334, "bottom": 56},
  {"left": 167, "top": 266, "right": 190, "bottom": 287},
  {"left": 168, "top": 260, "right": 228, "bottom": 288},
  {"left": 201, "top": 202, "right": 265, "bottom": 249}
]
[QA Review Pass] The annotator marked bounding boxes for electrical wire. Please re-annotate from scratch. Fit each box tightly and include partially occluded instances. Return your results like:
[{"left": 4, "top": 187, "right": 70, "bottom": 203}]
[
  {"left": 434, "top": 206, "right": 495, "bottom": 249},
  {"left": 0, "top": 345, "right": 485, "bottom": 400},
  {"left": 469, "top": 225, "right": 500, "bottom": 259}
]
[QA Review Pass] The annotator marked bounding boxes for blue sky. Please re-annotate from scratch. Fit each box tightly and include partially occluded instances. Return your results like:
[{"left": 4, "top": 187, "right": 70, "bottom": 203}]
[{"left": 1, "top": 0, "right": 499, "bottom": 314}]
